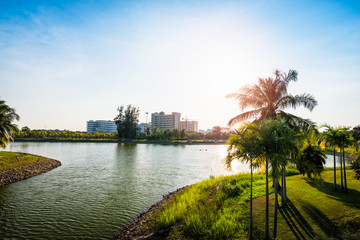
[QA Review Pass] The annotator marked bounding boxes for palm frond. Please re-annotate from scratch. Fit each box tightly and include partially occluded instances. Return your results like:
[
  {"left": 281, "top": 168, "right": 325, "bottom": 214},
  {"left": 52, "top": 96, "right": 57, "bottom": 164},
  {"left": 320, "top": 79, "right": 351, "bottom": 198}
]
[
  {"left": 277, "top": 93, "right": 317, "bottom": 111},
  {"left": 228, "top": 109, "right": 265, "bottom": 126},
  {"left": 276, "top": 110, "right": 316, "bottom": 131}
]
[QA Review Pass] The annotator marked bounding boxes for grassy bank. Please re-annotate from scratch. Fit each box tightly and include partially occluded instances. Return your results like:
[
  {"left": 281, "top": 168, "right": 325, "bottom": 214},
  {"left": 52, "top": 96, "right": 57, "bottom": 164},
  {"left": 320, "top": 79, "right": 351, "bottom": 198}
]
[
  {"left": 0, "top": 151, "right": 61, "bottom": 186},
  {"left": 116, "top": 169, "right": 360, "bottom": 239}
]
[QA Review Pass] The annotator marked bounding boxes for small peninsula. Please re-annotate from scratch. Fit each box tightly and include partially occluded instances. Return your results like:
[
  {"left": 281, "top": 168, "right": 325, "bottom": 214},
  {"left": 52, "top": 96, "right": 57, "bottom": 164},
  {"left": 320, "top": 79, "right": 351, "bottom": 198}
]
[{"left": 0, "top": 151, "right": 61, "bottom": 187}]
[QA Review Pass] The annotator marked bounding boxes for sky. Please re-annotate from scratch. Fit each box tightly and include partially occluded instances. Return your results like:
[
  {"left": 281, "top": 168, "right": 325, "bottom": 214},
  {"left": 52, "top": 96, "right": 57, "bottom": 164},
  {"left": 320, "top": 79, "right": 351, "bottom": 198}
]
[{"left": 1, "top": 0, "right": 359, "bottom": 131}]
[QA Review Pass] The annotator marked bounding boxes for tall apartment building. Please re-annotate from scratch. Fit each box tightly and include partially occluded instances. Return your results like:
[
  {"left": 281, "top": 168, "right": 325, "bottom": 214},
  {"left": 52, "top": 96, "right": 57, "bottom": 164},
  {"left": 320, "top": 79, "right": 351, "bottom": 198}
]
[
  {"left": 151, "top": 112, "right": 181, "bottom": 130},
  {"left": 87, "top": 120, "right": 117, "bottom": 133},
  {"left": 180, "top": 120, "right": 198, "bottom": 132}
]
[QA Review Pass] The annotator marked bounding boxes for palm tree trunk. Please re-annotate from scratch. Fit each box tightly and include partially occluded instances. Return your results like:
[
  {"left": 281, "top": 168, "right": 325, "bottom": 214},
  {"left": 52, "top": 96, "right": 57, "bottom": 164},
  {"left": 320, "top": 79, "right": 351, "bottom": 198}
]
[
  {"left": 284, "top": 169, "right": 287, "bottom": 204},
  {"left": 281, "top": 167, "right": 284, "bottom": 207},
  {"left": 273, "top": 178, "right": 279, "bottom": 239},
  {"left": 333, "top": 149, "right": 336, "bottom": 190},
  {"left": 249, "top": 164, "right": 253, "bottom": 240},
  {"left": 265, "top": 158, "right": 269, "bottom": 240},
  {"left": 340, "top": 150, "right": 344, "bottom": 190},
  {"left": 343, "top": 148, "right": 347, "bottom": 191}
]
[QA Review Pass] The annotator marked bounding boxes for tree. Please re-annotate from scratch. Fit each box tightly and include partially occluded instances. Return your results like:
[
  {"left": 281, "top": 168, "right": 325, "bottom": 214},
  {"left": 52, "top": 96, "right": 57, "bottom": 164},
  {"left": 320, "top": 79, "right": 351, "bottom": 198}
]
[
  {"left": 0, "top": 99, "right": 20, "bottom": 148},
  {"left": 226, "top": 69, "right": 317, "bottom": 127},
  {"left": 351, "top": 125, "right": 360, "bottom": 141},
  {"left": 322, "top": 125, "right": 340, "bottom": 190},
  {"left": 21, "top": 126, "right": 30, "bottom": 132},
  {"left": 337, "top": 127, "right": 356, "bottom": 191},
  {"left": 226, "top": 122, "right": 261, "bottom": 240},
  {"left": 350, "top": 154, "right": 360, "bottom": 180},
  {"left": 296, "top": 144, "right": 326, "bottom": 179},
  {"left": 257, "top": 119, "right": 298, "bottom": 239},
  {"left": 114, "top": 105, "right": 139, "bottom": 140},
  {"left": 212, "top": 126, "right": 222, "bottom": 140}
]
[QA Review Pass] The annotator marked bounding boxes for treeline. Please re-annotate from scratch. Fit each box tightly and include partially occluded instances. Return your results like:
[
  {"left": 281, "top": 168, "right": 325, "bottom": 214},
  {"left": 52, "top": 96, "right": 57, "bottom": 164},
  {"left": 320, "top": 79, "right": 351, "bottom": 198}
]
[
  {"left": 14, "top": 126, "right": 230, "bottom": 142},
  {"left": 140, "top": 126, "right": 230, "bottom": 141},
  {"left": 15, "top": 128, "right": 117, "bottom": 140}
]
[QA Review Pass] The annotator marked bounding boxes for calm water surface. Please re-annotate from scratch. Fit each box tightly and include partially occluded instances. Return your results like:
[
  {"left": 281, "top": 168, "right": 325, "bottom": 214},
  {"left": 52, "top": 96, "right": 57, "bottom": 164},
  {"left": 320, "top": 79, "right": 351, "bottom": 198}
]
[
  {"left": 0, "top": 142, "right": 236, "bottom": 240},
  {"left": 0, "top": 142, "right": 344, "bottom": 239}
]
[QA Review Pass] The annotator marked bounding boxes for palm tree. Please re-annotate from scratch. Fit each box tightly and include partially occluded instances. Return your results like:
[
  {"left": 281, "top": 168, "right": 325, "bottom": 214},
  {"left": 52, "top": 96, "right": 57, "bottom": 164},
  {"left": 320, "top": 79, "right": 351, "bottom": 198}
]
[
  {"left": 322, "top": 125, "right": 340, "bottom": 190},
  {"left": 337, "top": 127, "right": 356, "bottom": 192},
  {"left": 0, "top": 99, "right": 20, "bottom": 148},
  {"left": 297, "top": 144, "right": 327, "bottom": 179},
  {"left": 257, "top": 119, "right": 297, "bottom": 239},
  {"left": 226, "top": 122, "right": 261, "bottom": 240},
  {"left": 227, "top": 69, "right": 317, "bottom": 127}
]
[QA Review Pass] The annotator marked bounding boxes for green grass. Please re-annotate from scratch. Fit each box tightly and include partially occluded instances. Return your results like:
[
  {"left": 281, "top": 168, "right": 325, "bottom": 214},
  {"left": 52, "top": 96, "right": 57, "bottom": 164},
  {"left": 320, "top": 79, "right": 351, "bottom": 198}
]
[
  {"left": 142, "top": 168, "right": 360, "bottom": 239},
  {"left": 154, "top": 173, "right": 273, "bottom": 239},
  {"left": 0, "top": 151, "right": 44, "bottom": 170}
]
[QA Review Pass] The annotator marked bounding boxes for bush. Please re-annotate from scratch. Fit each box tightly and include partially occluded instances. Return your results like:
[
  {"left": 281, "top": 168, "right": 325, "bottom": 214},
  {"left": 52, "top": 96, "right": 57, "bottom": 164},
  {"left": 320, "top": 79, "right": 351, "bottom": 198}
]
[{"left": 350, "top": 155, "right": 360, "bottom": 180}]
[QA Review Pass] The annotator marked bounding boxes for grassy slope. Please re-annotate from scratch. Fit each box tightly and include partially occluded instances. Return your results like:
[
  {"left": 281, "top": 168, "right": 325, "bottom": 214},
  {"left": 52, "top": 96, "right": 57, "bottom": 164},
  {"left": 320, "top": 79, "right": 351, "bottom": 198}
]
[
  {"left": 142, "top": 169, "right": 360, "bottom": 239},
  {"left": 0, "top": 151, "right": 61, "bottom": 186},
  {"left": 261, "top": 170, "right": 360, "bottom": 240},
  {"left": 0, "top": 151, "right": 44, "bottom": 170}
]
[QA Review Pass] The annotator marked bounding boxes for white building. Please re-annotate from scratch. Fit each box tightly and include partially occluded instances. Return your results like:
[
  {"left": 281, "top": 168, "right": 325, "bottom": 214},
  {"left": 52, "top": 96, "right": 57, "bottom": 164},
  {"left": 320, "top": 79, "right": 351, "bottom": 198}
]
[
  {"left": 87, "top": 120, "right": 117, "bottom": 133},
  {"left": 180, "top": 120, "right": 198, "bottom": 132},
  {"left": 151, "top": 112, "right": 181, "bottom": 130},
  {"left": 138, "top": 123, "right": 150, "bottom": 133}
]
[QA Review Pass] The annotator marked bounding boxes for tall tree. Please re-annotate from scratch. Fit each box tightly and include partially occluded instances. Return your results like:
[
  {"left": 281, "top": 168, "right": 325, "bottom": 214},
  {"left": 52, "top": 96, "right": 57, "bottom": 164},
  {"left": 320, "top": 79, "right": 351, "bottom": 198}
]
[
  {"left": 322, "top": 125, "right": 340, "bottom": 190},
  {"left": 114, "top": 105, "right": 140, "bottom": 140},
  {"left": 226, "top": 69, "right": 317, "bottom": 127},
  {"left": 226, "top": 122, "right": 261, "bottom": 240},
  {"left": 0, "top": 99, "right": 20, "bottom": 148},
  {"left": 257, "top": 119, "right": 297, "bottom": 239},
  {"left": 297, "top": 145, "right": 326, "bottom": 179},
  {"left": 337, "top": 127, "right": 356, "bottom": 191}
]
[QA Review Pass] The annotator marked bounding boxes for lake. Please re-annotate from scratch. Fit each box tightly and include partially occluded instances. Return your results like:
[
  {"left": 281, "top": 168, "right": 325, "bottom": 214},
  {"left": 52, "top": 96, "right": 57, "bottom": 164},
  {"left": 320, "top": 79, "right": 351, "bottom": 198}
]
[
  {"left": 0, "top": 142, "right": 348, "bottom": 239},
  {"left": 0, "top": 142, "right": 237, "bottom": 239}
]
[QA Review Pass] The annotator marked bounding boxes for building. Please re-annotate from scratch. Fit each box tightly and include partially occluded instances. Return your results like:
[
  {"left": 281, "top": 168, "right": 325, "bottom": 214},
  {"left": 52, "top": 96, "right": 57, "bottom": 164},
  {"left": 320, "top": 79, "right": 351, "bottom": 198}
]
[
  {"left": 87, "top": 120, "right": 117, "bottom": 133},
  {"left": 151, "top": 112, "right": 181, "bottom": 130},
  {"left": 138, "top": 123, "right": 150, "bottom": 133},
  {"left": 180, "top": 120, "right": 198, "bottom": 132}
]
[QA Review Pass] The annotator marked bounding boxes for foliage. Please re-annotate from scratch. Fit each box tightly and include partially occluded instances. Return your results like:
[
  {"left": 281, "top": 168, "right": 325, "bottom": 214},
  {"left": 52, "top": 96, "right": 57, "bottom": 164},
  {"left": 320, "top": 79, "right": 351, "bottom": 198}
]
[
  {"left": 227, "top": 69, "right": 317, "bottom": 127},
  {"left": 226, "top": 122, "right": 261, "bottom": 171},
  {"left": 21, "top": 126, "right": 30, "bottom": 132},
  {"left": 351, "top": 125, "right": 360, "bottom": 141},
  {"left": 0, "top": 99, "right": 19, "bottom": 148},
  {"left": 157, "top": 173, "right": 270, "bottom": 239},
  {"left": 114, "top": 105, "right": 140, "bottom": 139},
  {"left": 15, "top": 129, "right": 117, "bottom": 140},
  {"left": 285, "top": 167, "right": 300, "bottom": 176},
  {"left": 0, "top": 151, "right": 47, "bottom": 170},
  {"left": 350, "top": 155, "right": 360, "bottom": 180},
  {"left": 296, "top": 145, "right": 326, "bottom": 178}
]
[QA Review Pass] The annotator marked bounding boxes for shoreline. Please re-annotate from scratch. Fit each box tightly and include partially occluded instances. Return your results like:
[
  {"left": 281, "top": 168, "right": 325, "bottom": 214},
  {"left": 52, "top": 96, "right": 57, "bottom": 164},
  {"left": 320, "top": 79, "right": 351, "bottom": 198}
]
[
  {"left": 0, "top": 152, "right": 61, "bottom": 187},
  {"left": 113, "top": 186, "right": 188, "bottom": 240}
]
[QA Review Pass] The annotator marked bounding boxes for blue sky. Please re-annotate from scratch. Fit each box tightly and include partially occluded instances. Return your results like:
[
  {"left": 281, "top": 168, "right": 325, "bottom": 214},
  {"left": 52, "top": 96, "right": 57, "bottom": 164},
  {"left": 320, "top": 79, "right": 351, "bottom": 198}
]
[{"left": 1, "top": 0, "right": 359, "bottom": 131}]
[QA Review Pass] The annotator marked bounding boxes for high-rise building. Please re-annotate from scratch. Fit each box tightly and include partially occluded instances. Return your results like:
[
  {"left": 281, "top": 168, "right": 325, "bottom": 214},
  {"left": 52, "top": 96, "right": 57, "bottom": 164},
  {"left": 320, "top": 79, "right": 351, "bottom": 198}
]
[
  {"left": 180, "top": 120, "right": 198, "bottom": 132},
  {"left": 151, "top": 112, "right": 181, "bottom": 130},
  {"left": 87, "top": 120, "right": 117, "bottom": 133}
]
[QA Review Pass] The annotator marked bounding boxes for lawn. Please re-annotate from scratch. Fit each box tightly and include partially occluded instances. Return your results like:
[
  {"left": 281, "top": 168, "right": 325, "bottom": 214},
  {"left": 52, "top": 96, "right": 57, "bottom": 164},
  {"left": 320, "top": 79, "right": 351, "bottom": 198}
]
[
  {"left": 0, "top": 151, "right": 44, "bottom": 170},
  {"left": 135, "top": 169, "right": 360, "bottom": 239}
]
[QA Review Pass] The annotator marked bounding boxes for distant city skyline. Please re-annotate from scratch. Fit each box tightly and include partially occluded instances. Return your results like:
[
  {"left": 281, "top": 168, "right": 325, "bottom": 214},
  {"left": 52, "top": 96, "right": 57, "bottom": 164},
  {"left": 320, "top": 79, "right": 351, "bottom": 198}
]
[{"left": 1, "top": 1, "right": 359, "bottom": 131}]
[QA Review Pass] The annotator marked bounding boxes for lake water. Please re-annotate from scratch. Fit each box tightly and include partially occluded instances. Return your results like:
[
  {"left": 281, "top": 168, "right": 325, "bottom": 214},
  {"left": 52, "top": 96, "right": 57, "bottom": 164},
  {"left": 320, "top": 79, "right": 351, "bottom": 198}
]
[
  {"left": 0, "top": 142, "right": 237, "bottom": 239},
  {"left": 0, "top": 142, "right": 348, "bottom": 239}
]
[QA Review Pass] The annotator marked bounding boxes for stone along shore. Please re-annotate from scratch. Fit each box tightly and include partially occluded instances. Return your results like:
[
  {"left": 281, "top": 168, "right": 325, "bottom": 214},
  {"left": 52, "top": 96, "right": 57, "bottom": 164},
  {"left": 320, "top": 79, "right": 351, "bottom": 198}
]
[{"left": 0, "top": 152, "right": 61, "bottom": 187}]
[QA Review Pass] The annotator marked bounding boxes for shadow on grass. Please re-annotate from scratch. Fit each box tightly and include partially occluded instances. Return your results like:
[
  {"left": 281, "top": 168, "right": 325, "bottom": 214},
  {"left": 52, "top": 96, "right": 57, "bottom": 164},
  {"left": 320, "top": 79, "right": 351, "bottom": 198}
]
[
  {"left": 297, "top": 198, "right": 339, "bottom": 238},
  {"left": 279, "top": 198, "right": 315, "bottom": 240},
  {"left": 306, "top": 179, "right": 360, "bottom": 210}
]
